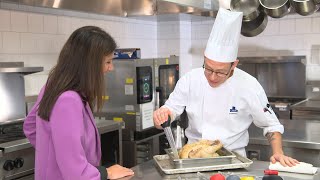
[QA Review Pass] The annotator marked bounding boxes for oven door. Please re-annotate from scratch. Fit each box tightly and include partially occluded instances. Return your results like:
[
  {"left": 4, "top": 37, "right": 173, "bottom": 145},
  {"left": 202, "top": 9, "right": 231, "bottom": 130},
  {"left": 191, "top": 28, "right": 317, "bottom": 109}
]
[{"left": 156, "top": 64, "right": 179, "bottom": 107}]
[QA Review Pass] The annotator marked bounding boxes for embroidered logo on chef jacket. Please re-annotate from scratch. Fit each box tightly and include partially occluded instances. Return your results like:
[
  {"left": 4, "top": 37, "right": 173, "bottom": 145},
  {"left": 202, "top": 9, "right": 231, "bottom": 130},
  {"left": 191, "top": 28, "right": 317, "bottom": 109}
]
[
  {"left": 229, "top": 106, "right": 238, "bottom": 114},
  {"left": 263, "top": 103, "right": 273, "bottom": 114}
]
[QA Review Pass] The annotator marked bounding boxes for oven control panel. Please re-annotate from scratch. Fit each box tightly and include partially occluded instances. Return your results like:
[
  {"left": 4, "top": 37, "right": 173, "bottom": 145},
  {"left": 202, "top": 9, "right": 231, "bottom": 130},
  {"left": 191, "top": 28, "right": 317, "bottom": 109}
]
[{"left": 0, "top": 148, "right": 34, "bottom": 179}]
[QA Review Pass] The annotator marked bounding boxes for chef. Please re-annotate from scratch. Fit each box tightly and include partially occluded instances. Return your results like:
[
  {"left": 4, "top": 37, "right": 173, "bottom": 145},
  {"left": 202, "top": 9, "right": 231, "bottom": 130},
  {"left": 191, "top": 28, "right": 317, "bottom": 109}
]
[{"left": 153, "top": 8, "right": 298, "bottom": 167}]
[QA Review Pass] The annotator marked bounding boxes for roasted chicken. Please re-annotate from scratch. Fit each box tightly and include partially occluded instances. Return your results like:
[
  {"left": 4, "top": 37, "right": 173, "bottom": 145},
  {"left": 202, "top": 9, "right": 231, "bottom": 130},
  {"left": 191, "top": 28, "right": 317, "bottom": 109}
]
[{"left": 179, "top": 139, "right": 223, "bottom": 159}]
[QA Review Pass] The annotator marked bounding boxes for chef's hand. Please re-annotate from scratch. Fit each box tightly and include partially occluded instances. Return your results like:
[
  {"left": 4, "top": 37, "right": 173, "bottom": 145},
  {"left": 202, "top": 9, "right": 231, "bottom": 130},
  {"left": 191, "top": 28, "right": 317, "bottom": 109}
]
[
  {"left": 107, "top": 164, "right": 134, "bottom": 179},
  {"left": 270, "top": 153, "right": 299, "bottom": 167},
  {"left": 153, "top": 107, "right": 172, "bottom": 129}
]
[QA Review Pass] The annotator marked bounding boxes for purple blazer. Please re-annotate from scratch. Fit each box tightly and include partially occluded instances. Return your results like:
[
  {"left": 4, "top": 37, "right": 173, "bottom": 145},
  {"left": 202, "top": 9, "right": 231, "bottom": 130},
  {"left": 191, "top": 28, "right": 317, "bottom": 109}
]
[{"left": 24, "top": 88, "right": 102, "bottom": 180}]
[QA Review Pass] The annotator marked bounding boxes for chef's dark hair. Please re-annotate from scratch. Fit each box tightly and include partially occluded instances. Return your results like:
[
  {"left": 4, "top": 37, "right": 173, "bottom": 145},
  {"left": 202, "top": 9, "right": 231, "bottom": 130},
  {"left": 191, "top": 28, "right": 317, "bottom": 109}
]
[{"left": 38, "top": 26, "right": 117, "bottom": 120}]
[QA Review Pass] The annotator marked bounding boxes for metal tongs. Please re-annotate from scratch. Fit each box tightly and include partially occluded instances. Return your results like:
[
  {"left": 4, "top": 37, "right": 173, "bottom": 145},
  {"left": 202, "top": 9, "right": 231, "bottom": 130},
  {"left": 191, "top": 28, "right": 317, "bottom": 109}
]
[{"left": 161, "top": 116, "right": 179, "bottom": 159}]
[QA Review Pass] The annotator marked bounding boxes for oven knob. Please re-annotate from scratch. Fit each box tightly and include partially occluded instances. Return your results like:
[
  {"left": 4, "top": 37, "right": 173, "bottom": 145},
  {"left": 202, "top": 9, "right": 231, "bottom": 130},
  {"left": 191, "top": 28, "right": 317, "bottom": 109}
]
[
  {"left": 14, "top": 158, "right": 24, "bottom": 168},
  {"left": 3, "top": 160, "right": 14, "bottom": 171}
]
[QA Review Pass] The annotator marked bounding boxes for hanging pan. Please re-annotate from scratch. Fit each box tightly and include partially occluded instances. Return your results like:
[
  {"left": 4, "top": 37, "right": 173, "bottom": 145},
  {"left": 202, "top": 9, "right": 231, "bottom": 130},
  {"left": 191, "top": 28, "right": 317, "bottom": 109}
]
[
  {"left": 230, "top": 0, "right": 261, "bottom": 22},
  {"left": 290, "top": 0, "right": 319, "bottom": 16},
  {"left": 259, "top": 0, "right": 291, "bottom": 18},
  {"left": 241, "top": 11, "right": 268, "bottom": 37}
]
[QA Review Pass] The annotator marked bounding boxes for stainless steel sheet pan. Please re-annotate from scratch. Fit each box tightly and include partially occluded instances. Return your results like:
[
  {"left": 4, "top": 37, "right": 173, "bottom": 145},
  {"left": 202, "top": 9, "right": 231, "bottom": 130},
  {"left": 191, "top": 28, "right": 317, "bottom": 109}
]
[{"left": 153, "top": 152, "right": 253, "bottom": 174}]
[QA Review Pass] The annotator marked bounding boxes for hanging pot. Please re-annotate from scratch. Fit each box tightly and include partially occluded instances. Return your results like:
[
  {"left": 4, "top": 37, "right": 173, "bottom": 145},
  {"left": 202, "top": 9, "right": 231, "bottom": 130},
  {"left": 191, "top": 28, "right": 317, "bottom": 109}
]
[
  {"left": 241, "top": 11, "right": 268, "bottom": 37},
  {"left": 230, "top": 0, "right": 261, "bottom": 22},
  {"left": 259, "top": 0, "right": 291, "bottom": 18},
  {"left": 290, "top": 0, "right": 319, "bottom": 16}
]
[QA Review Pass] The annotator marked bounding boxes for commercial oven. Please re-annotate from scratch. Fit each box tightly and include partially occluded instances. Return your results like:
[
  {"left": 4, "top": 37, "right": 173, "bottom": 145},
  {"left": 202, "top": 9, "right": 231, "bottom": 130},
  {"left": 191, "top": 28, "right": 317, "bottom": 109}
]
[
  {"left": 95, "top": 52, "right": 179, "bottom": 167},
  {"left": 99, "top": 55, "right": 179, "bottom": 132},
  {"left": 100, "top": 58, "right": 155, "bottom": 131},
  {"left": 0, "top": 62, "right": 43, "bottom": 180}
]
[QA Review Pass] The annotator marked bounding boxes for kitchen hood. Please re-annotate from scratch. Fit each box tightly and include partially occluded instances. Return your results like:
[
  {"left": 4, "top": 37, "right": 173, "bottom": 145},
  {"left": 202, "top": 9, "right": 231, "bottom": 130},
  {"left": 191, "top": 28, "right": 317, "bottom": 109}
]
[{"left": 2, "top": 0, "right": 219, "bottom": 17}]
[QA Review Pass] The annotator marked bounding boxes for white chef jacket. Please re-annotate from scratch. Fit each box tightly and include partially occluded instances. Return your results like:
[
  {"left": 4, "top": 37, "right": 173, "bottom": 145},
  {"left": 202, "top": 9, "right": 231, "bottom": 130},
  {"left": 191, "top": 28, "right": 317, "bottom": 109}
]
[{"left": 164, "top": 68, "right": 284, "bottom": 157}]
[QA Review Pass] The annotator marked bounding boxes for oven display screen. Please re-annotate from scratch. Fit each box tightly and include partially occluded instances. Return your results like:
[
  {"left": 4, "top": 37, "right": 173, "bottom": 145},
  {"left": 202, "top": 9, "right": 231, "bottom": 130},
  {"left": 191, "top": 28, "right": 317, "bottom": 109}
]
[
  {"left": 141, "top": 76, "right": 151, "bottom": 99},
  {"left": 136, "top": 66, "right": 153, "bottom": 104}
]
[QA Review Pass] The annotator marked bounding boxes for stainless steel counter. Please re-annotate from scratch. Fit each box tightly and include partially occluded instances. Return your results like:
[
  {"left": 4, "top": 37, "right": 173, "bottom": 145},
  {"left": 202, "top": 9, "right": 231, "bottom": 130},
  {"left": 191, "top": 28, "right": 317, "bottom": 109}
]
[
  {"left": 290, "top": 100, "right": 320, "bottom": 111},
  {"left": 0, "top": 119, "right": 123, "bottom": 179},
  {"left": 0, "top": 119, "right": 122, "bottom": 159},
  {"left": 248, "top": 119, "right": 320, "bottom": 150},
  {"left": 124, "top": 159, "right": 319, "bottom": 180},
  {"left": 95, "top": 118, "right": 123, "bottom": 134},
  {"left": 247, "top": 119, "right": 320, "bottom": 166}
]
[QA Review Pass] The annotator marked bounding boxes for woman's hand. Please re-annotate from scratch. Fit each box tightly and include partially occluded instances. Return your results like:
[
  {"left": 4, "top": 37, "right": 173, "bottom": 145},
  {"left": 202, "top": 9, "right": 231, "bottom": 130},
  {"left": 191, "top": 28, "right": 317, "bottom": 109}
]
[
  {"left": 107, "top": 164, "right": 134, "bottom": 179},
  {"left": 270, "top": 153, "right": 299, "bottom": 167}
]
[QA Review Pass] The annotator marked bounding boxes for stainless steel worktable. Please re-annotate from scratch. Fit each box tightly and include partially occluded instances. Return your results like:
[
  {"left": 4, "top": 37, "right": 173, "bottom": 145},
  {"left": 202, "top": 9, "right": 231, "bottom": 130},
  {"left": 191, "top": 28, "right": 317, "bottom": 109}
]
[
  {"left": 95, "top": 118, "right": 123, "bottom": 135},
  {"left": 95, "top": 119, "right": 123, "bottom": 165},
  {"left": 247, "top": 119, "right": 320, "bottom": 167},
  {"left": 249, "top": 119, "right": 320, "bottom": 150},
  {"left": 290, "top": 100, "right": 320, "bottom": 111},
  {"left": 127, "top": 160, "right": 319, "bottom": 180}
]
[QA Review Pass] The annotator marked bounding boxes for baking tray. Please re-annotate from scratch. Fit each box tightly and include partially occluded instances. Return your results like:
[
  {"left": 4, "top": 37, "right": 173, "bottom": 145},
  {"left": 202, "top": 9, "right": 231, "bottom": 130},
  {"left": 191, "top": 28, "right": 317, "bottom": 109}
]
[
  {"left": 153, "top": 151, "right": 253, "bottom": 174},
  {"left": 165, "top": 147, "right": 236, "bottom": 168}
]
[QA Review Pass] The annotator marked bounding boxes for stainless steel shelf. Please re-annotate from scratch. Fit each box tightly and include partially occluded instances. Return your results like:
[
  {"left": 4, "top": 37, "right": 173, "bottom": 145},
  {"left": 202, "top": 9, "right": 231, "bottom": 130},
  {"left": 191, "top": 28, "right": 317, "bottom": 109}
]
[{"left": 0, "top": 67, "right": 43, "bottom": 74}]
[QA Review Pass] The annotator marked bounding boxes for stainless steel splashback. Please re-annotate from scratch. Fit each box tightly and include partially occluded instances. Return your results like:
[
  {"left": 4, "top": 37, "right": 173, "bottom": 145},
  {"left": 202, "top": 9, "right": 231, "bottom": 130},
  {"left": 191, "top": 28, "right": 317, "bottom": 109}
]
[
  {"left": 0, "top": 62, "right": 43, "bottom": 125},
  {"left": 238, "top": 56, "right": 306, "bottom": 99},
  {"left": 0, "top": 73, "right": 26, "bottom": 124}
]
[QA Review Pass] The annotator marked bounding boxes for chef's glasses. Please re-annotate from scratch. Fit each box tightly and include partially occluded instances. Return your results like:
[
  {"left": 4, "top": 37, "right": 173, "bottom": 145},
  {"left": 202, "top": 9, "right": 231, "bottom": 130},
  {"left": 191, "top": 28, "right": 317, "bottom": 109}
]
[{"left": 203, "top": 62, "right": 234, "bottom": 78}]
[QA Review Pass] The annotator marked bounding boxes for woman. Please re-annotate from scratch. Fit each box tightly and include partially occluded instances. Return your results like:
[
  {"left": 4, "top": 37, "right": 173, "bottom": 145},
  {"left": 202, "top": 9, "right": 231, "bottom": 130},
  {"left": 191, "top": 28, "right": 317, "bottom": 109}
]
[{"left": 24, "top": 26, "right": 134, "bottom": 180}]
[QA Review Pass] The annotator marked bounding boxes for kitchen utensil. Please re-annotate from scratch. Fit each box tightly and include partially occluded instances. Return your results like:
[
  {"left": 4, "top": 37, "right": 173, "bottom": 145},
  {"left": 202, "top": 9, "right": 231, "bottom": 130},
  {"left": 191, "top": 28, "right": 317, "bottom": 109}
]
[
  {"left": 230, "top": 0, "right": 261, "bottom": 22},
  {"left": 173, "top": 120, "right": 185, "bottom": 149},
  {"left": 175, "top": 122, "right": 182, "bottom": 149},
  {"left": 153, "top": 151, "right": 253, "bottom": 174},
  {"left": 161, "top": 116, "right": 179, "bottom": 159},
  {"left": 290, "top": 0, "right": 319, "bottom": 16},
  {"left": 259, "top": 0, "right": 291, "bottom": 18},
  {"left": 241, "top": 11, "right": 268, "bottom": 37}
]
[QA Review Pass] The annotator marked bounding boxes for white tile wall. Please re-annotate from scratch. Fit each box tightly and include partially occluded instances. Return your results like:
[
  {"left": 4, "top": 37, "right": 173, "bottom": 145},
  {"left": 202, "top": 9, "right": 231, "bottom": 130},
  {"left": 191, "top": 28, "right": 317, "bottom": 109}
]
[
  {"left": 190, "top": 20, "right": 214, "bottom": 69},
  {"left": 3, "top": 3, "right": 319, "bottom": 96},
  {"left": 10, "top": 11, "right": 28, "bottom": 32},
  {"left": 0, "top": 9, "right": 10, "bottom": 31},
  {"left": 2, "top": 32, "right": 20, "bottom": 54},
  {"left": 0, "top": 5, "right": 157, "bottom": 95},
  {"left": 312, "top": 17, "right": 320, "bottom": 33},
  {"left": 57, "top": 16, "right": 72, "bottom": 35},
  {"left": 191, "top": 14, "right": 320, "bottom": 81},
  {"left": 157, "top": 19, "right": 193, "bottom": 75},
  {"left": 0, "top": 32, "right": 2, "bottom": 50},
  {"left": 295, "top": 18, "right": 312, "bottom": 34},
  {"left": 28, "top": 13, "right": 43, "bottom": 33},
  {"left": 44, "top": 15, "right": 58, "bottom": 34}
]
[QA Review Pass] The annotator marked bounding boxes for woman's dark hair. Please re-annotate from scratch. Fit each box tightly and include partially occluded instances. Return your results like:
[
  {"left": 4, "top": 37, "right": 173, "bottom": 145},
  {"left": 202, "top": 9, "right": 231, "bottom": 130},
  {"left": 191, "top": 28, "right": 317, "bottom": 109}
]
[{"left": 38, "top": 26, "right": 117, "bottom": 120}]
